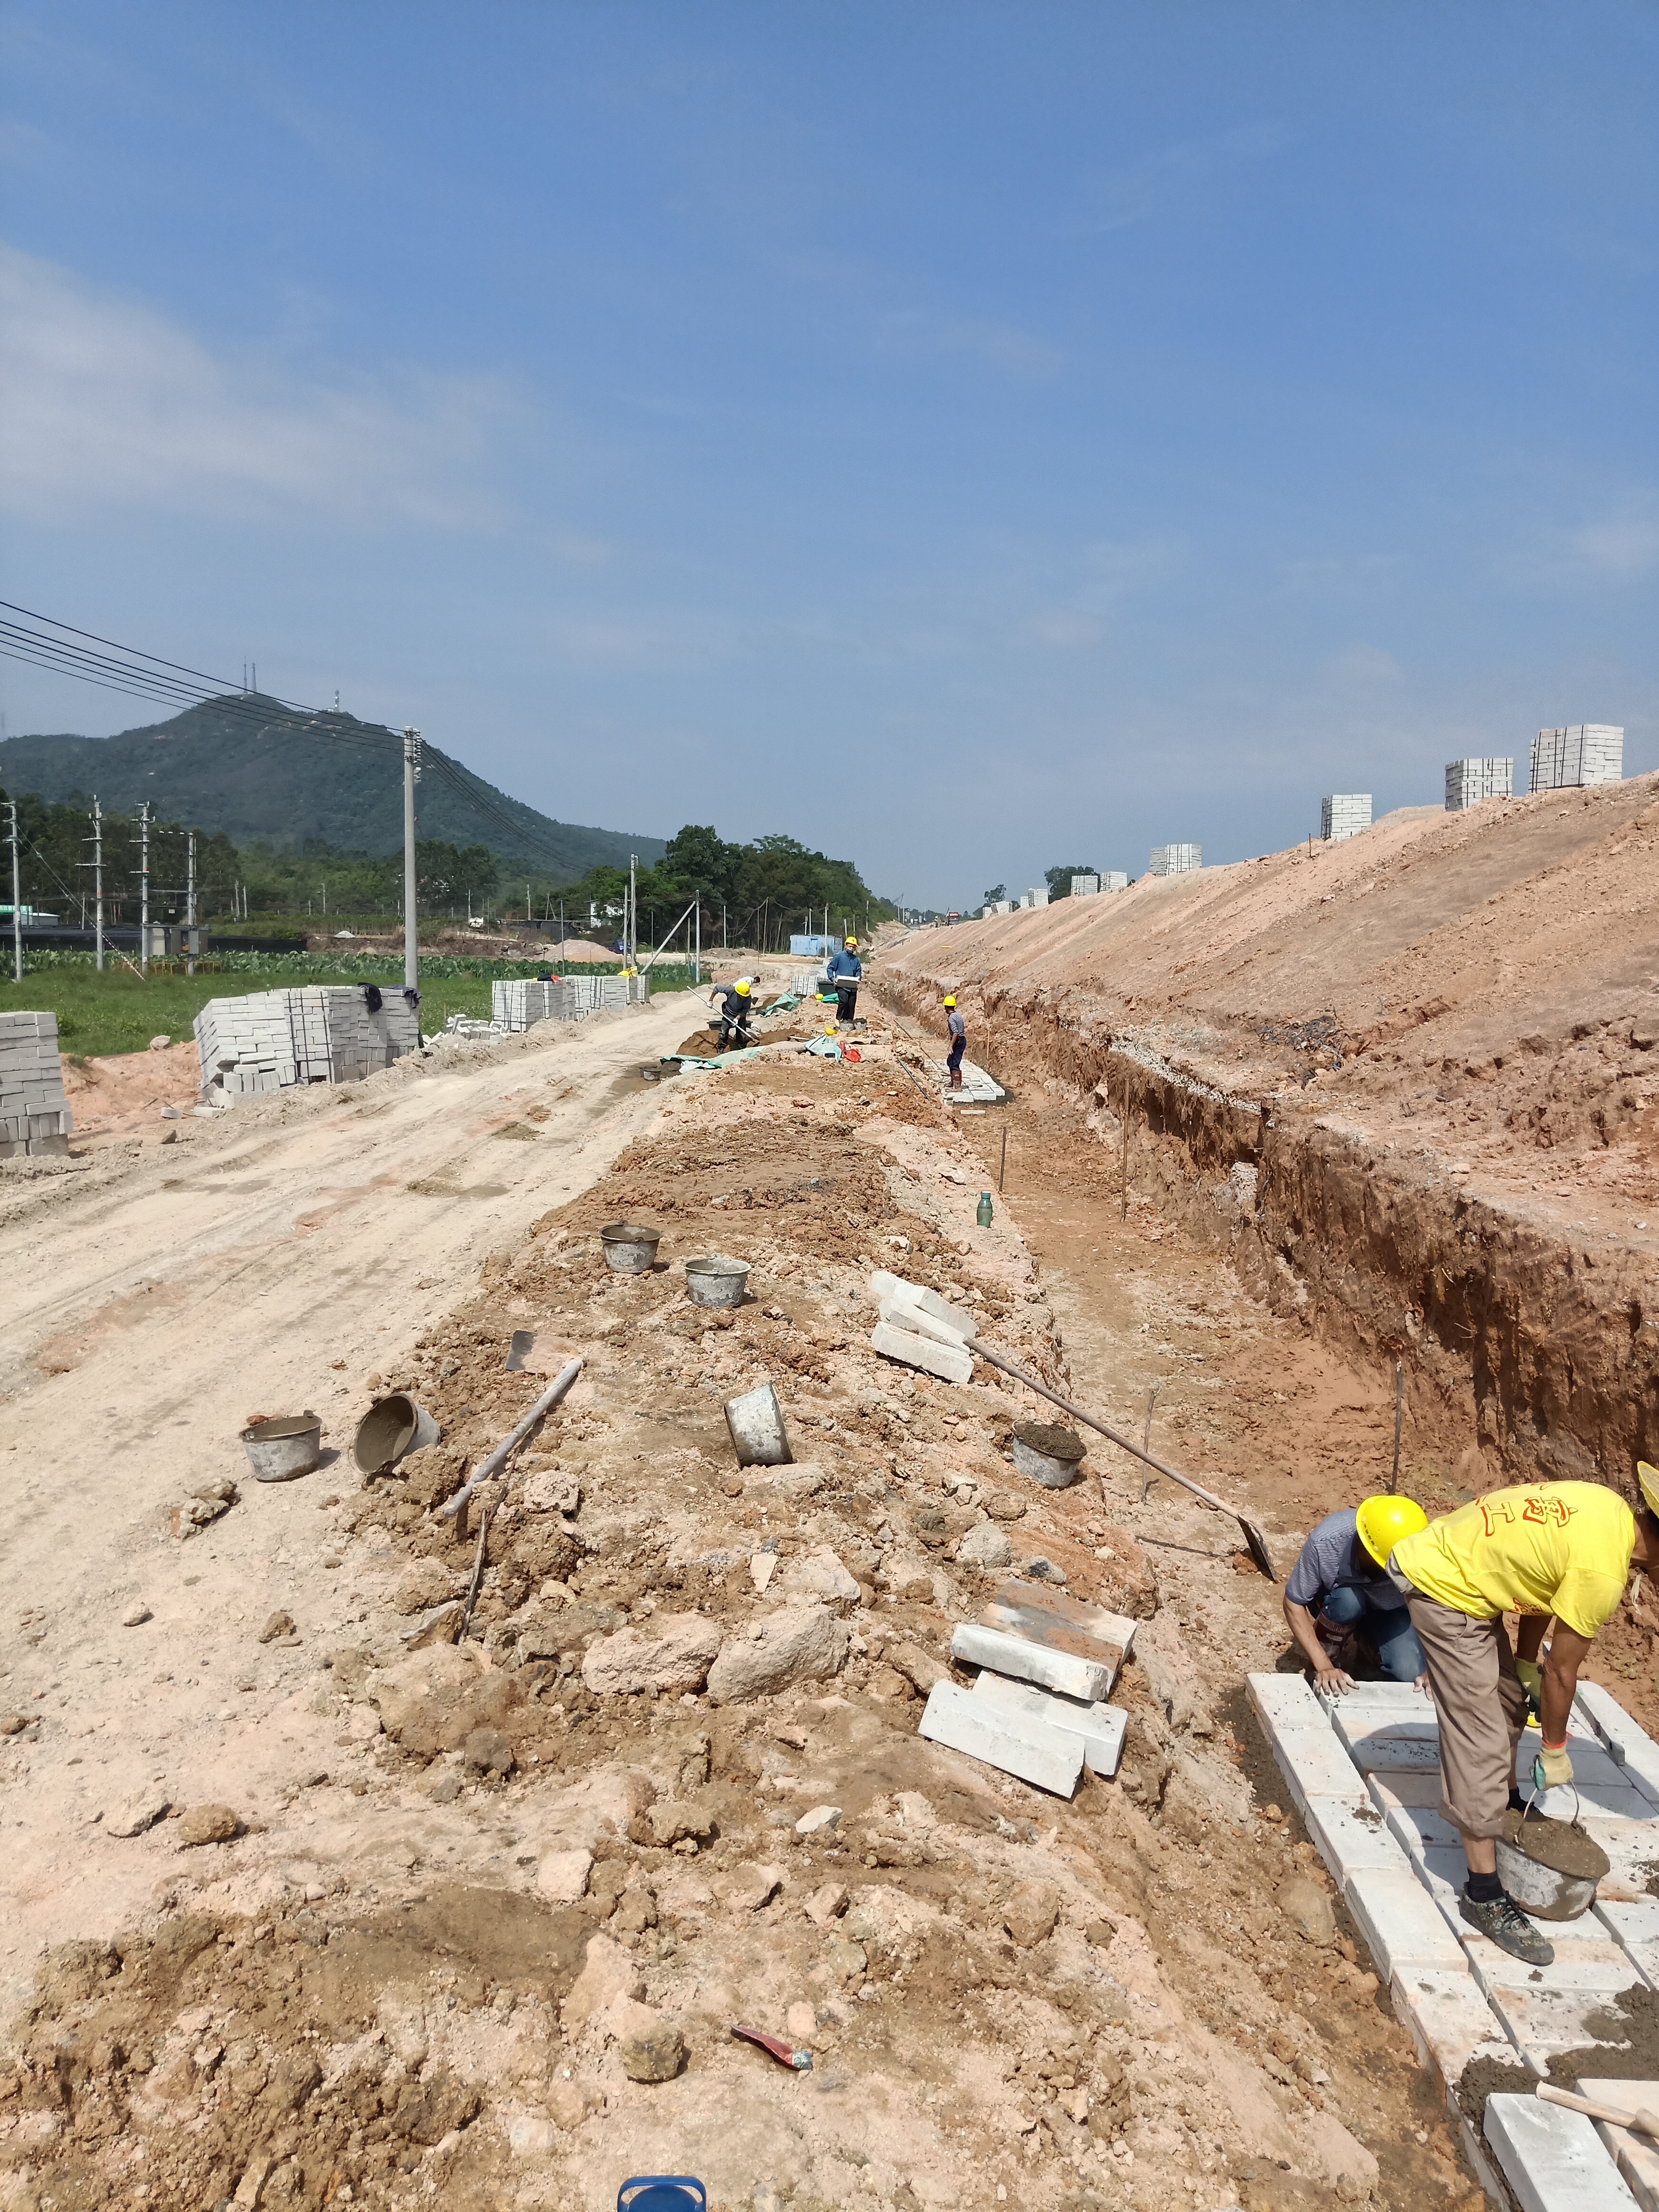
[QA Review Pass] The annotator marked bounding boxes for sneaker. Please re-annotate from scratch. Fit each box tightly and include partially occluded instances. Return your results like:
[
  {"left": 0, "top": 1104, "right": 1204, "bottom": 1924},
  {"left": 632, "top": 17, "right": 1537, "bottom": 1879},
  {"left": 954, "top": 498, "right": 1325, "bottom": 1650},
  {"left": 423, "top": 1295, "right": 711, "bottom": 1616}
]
[{"left": 1459, "top": 1889, "right": 1555, "bottom": 1967}]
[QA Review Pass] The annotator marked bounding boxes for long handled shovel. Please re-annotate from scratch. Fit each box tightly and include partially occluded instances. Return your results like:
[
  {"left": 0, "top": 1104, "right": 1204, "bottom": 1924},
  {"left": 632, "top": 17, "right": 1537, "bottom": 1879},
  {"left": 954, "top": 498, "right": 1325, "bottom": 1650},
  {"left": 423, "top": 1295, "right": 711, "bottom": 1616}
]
[{"left": 972, "top": 1343, "right": 1278, "bottom": 1582}]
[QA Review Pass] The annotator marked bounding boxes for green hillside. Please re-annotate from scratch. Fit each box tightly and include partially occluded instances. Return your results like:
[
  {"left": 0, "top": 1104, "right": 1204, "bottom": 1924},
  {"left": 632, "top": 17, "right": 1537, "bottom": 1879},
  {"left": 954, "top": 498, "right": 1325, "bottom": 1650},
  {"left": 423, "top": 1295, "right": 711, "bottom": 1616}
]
[{"left": 0, "top": 697, "right": 665, "bottom": 878}]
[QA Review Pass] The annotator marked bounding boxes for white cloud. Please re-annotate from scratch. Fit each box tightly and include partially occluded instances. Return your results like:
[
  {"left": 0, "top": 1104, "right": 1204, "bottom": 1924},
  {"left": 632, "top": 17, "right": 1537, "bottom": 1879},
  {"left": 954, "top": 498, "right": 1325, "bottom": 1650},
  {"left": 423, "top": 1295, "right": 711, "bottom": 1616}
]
[
  {"left": 0, "top": 242, "right": 517, "bottom": 527},
  {"left": 1080, "top": 122, "right": 1287, "bottom": 235},
  {"left": 874, "top": 306, "right": 1063, "bottom": 380},
  {"left": 1567, "top": 512, "right": 1659, "bottom": 577}
]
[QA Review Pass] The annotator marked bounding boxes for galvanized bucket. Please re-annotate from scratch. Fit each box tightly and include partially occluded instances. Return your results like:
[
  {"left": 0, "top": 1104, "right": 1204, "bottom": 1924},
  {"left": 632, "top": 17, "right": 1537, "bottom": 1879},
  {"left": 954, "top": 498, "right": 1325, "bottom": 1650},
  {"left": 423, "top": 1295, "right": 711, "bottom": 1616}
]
[
  {"left": 1012, "top": 1420, "right": 1087, "bottom": 1489},
  {"left": 686, "top": 1256, "right": 750, "bottom": 1310},
  {"left": 241, "top": 1412, "right": 324, "bottom": 1483},
  {"left": 601, "top": 1221, "right": 661, "bottom": 1274},
  {"left": 1493, "top": 1790, "right": 1608, "bottom": 1923},
  {"left": 724, "top": 1380, "right": 793, "bottom": 1467},
  {"left": 353, "top": 1394, "right": 442, "bottom": 1477}
]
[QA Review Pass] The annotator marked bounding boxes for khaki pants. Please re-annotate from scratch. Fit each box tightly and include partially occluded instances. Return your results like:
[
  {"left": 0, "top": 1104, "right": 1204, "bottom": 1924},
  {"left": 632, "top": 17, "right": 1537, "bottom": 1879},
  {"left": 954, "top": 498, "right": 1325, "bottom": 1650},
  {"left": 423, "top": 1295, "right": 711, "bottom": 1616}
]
[{"left": 1405, "top": 1592, "right": 1529, "bottom": 1841}]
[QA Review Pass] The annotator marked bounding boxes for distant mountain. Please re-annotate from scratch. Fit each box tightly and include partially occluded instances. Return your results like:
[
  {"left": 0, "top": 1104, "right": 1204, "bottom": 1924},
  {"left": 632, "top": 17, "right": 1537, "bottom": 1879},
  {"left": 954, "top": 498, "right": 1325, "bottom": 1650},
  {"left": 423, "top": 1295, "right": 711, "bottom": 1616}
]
[{"left": 0, "top": 697, "right": 666, "bottom": 879}]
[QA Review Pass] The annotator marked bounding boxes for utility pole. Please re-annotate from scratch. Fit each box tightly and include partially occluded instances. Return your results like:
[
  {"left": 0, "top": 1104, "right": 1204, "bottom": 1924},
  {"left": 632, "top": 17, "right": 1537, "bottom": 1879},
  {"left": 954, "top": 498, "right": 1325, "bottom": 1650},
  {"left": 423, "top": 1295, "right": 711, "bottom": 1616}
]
[
  {"left": 402, "top": 727, "right": 421, "bottom": 993},
  {"left": 90, "top": 796, "right": 105, "bottom": 973},
  {"left": 136, "top": 801, "right": 151, "bottom": 975},
  {"left": 7, "top": 799, "right": 21, "bottom": 983},
  {"left": 629, "top": 853, "right": 638, "bottom": 973},
  {"left": 186, "top": 830, "right": 196, "bottom": 977},
  {"left": 693, "top": 895, "right": 700, "bottom": 985}
]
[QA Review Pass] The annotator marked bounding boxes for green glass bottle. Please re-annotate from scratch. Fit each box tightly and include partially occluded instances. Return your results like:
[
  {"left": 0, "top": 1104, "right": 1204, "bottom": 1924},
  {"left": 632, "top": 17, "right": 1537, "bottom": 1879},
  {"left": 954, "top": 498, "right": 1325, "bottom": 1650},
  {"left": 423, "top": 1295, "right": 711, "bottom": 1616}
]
[{"left": 976, "top": 1191, "right": 993, "bottom": 1227}]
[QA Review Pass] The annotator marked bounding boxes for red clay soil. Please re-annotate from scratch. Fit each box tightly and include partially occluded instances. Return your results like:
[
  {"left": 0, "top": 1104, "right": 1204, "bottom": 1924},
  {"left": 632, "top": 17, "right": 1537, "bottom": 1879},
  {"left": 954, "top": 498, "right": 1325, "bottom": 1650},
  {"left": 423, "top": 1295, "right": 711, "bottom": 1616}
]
[{"left": 874, "top": 775, "right": 1659, "bottom": 1550}]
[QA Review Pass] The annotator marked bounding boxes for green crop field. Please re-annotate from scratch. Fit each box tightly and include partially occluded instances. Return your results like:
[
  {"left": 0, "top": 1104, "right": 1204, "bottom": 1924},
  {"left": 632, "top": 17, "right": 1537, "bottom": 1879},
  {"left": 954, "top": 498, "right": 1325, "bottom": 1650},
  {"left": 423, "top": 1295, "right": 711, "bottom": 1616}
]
[{"left": 1, "top": 954, "right": 696, "bottom": 1061}]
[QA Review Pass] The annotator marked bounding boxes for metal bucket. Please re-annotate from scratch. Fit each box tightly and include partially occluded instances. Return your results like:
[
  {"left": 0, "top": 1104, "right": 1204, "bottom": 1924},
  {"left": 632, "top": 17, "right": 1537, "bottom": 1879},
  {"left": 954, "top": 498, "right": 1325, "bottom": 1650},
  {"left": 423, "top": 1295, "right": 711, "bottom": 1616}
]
[
  {"left": 601, "top": 1221, "right": 661, "bottom": 1274},
  {"left": 724, "top": 1381, "right": 793, "bottom": 1467},
  {"left": 1012, "top": 1421, "right": 1086, "bottom": 1490},
  {"left": 1494, "top": 1792, "right": 1608, "bottom": 1923},
  {"left": 241, "top": 1412, "right": 323, "bottom": 1483},
  {"left": 686, "top": 1256, "right": 750, "bottom": 1310},
  {"left": 353, "top": 1394, "right": 442, "bottom": 1477}
]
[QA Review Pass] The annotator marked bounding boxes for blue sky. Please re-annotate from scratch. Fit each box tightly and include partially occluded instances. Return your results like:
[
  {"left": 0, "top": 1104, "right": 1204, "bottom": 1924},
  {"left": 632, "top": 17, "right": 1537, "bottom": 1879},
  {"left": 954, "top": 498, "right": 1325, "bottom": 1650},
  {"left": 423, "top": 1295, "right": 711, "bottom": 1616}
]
[{"left": 1, "top": 1, "right": 1654, "bottom": 909}]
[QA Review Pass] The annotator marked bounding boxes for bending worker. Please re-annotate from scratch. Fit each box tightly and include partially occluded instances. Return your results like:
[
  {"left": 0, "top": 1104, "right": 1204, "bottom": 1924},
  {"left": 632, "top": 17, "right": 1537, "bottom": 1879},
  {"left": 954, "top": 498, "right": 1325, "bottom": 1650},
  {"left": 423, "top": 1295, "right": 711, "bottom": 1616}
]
[
  {"left": 709, "top": 975, "right": 756, "bottom": 1051},
  {"left": 944, "top": 994, "right": 966, "bottom": 1091},
  {"left": 1388, "top": 1468, "right": 1659, "bottom": 1966},
  {"left": 1282, "top": 1494, "right": 1429, "bottom": 1691},
  {"left": 826, "top": 935, "right": 862, "bottom": 1026}
]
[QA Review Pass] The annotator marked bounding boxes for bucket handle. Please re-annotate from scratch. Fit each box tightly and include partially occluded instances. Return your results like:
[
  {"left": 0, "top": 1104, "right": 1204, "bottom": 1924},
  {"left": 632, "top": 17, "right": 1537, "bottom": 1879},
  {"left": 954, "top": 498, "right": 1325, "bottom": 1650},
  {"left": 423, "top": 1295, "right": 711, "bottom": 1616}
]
[{"left": 1522, "top": 1779, "right": 1580, "bottom": 1826}]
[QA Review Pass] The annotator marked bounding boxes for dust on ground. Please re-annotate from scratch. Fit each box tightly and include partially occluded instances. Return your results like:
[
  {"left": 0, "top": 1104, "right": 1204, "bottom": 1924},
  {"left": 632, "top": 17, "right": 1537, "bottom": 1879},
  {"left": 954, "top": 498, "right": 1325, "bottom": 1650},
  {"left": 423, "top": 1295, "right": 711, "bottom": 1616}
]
[{"left": 0, "top": 999, "right": 1497, "bottom": 2212}]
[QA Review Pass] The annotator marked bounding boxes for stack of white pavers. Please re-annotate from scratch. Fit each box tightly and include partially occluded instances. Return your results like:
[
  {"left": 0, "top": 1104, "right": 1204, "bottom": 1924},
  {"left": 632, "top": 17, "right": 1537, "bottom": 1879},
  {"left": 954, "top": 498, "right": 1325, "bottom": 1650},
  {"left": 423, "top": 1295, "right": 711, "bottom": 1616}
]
[
  {"left": 0, "top": 1010, "right": 73, "bottom": 1157},
  {"left": 490, "top": 974, "right": 638, "bottom": 1031},
  {"left": 1150, "top": 843, "right": 1202, "bottom": 876},
  {"left": 1322, "top": 793, "right": 1372, "bottom": 842},
  {"left": 1446, "top": 758, "right": 1514, "bottom": 811},
  {"left": 1531, "top": 725, "right": 1625, "bottom": 793},
  {"left": 1250, "top": 1669, "right": 1659, "bottom": 2207},
  {"left": 194, "top": 987, "right": 419, "bottom": 1097}
]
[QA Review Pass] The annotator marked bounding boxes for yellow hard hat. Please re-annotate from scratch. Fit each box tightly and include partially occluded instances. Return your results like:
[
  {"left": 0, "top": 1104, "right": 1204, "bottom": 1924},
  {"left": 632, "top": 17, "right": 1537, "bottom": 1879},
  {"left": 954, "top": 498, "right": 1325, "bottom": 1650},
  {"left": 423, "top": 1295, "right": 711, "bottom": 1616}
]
[
  {"left": 734, "top": 978, "right": 752, "bottom": 996},
  {"left": 1639, "top": 1462, "right": 1659, "bottom": 1517},
  {"left": 1355, "top": 1493, "right": 1428, "bottom": 1568},
  {"left": 844, "top": 935, "right": 857, "bottom": 948},
  {"left": 825, "top": 1022, "right": 838, "bottom": 1035},
  {"left": 943, "top": 995, "right": 957, "bottom": 1008}
]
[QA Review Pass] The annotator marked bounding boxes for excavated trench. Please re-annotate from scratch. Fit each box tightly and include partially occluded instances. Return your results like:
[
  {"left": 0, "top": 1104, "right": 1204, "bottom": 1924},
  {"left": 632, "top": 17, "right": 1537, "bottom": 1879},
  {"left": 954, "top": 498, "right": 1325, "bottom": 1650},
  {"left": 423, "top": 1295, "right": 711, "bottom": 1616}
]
[{"left": 878, "top": 974, "right": 1659, "bottom": 1492}]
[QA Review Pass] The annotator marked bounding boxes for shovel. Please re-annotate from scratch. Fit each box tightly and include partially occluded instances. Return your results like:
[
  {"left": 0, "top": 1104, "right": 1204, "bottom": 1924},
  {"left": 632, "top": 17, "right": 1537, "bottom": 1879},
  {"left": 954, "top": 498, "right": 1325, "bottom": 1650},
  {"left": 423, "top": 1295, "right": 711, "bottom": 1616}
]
[
  {"left": 1537, "top": 2081, "right": 1659, "bottom": 2142},
  {"left": 972, "top": 1343, "right": 1278, "bottom": 1581}
]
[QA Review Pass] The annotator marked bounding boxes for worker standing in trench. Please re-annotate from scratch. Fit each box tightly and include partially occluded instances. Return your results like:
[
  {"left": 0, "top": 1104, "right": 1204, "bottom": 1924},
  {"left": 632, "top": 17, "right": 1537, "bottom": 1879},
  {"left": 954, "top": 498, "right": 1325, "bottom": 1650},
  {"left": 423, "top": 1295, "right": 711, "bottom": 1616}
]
[
  {"left": 826, "top": 935, "right": 862, "bottom": 1026},
  {"left": 1385, "top": 1468, "right": 1659, "bottom": 1966},
  {"left": 944, "top": 993, "right": 966, "bottom": 1091},
  {"left": 1281, "top": 1495, "right": 1430, "bottom": 1689}
]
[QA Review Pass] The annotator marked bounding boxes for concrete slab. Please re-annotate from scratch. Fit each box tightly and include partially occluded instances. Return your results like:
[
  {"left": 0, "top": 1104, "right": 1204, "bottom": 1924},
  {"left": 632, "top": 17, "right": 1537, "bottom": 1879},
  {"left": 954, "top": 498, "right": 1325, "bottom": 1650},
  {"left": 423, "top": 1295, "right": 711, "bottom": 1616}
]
[
  {"left": 1367, "top": 1769, "right": 1445, "bottom": 1811},
  {"left": 986, "top": 1578, "right": 1138, "bottom": 1658},
  {"left": 949, "top": 1622, "right": 1113, "bottom": 1704},
  {"left": 1317, "top": 1680, "right": 1435, "bottom": 1714},
  {"left": 1485, "top": 2090, "right": 1641, "bottom": 2209},
  {"left": 1479, "top": 1986, "right": 1647, "bottom": 2077},
  {"left": 870, "top": 1320, "right": 974, "bottom": 1385},
  {"left": 1382, "top": 1799, "right": 1464, "bottom": 1861},
  {"left": 1260, "top": 1723, "right": 1373, "bottom": 1816},
  {"left": 1513, "top": 1729, "right": 1628, "bottom": 1793},
  {"left": 972, "top": 1670, "right": 1127, "bottom": 1777},
  {"left": 1584, "top": 1818, "right": 1659, "bottom": 1905},
  {"left": 1579, "top": 2078, "right": 1659, "bottom": 2212},
  {"left": 1303, "top": 1794, "right": 1404, "bottom": 1883},
  {"left": 1247, "top": 1671, "right": 1329, "bottom": 1734},
  {"left": 917, "top": 1679, "right": 1084, "bottom": 1797},
  {"left": 1390, "top": 1965, "right": 1520, "bottom": 2098},
  {"left": 1595, "top": 1899, "right": 1659, "bottom": 1986},
  {"left": 1463, "top": 1933, "right": 1646, "bottom": 1999},
  {"left": 1575, "top": 1684, "right": 1659, "bottom": 1809},
  {"left": 1347, "top": 1731, "right": 1445, "bottom": 1773},
  {"left": 1330, "top": 1707, "right": 1440, "bottom": 1757},
  {"left": 1345, "top": 1865, "right": 1468, "bottom": 1978}
]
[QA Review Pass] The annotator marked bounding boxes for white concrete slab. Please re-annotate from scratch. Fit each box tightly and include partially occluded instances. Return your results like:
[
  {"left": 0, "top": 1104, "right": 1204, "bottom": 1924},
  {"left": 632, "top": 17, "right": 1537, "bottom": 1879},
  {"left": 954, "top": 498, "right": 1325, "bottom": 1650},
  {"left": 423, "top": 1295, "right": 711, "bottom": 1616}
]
[
  {"left": 1575, "top": 1684, "right": 1659, "bottom": 1809},
  {"left": 1484, "top": 2091, "right": 1640, "bottom": 2210},
  {"left": 949, "top": 1622, "right": 1113, "bottom": 1704},
  {"left": 972, "top": 1670, "right": 1127, "bottom": 1778},
  {"left": 1580, "top": 2078, "right": 1659, "bottom": 2212},
  {"left": 1367, "top": 1769, "right": 1445, "bottom": 1812},
  {"left": 1316, "top": 1679, "right": 1434, "bottom": 1715},
  {"left": 1261, "top": 1723, "right": 1373, "bottom": 1816},
  {"left": 1597, "top": 1897, "right": 1659, "bottom": 1984},
  {"left": 871, "top": 1320, "right": 974, "bottom": 1385},
  {"left": 1345, "top": 1865, "right": 1468, "bottom": 1978},
  {"left": 1382, "top": 1799, "right": 1464, "bottom": 1862},
  {"left": 1330, "top": 1706, "right": 1441, "bottom": 1757},
  {"left": 1585, "top": 1818, "right": 1659, "bottom": 1905},
  {"left": 1390, "top": 1966, "right": 1520, "bottom": 2097},
  {"left": 1247, "top": 1670, "right": 1329, "bottom": 1733},
  {"left": 1303, "top": 1794, "right": 1404, "bottom": 1883},
  {"left": 1346, "top": 1730, "right": 1445, "bottom": 1773},
  {"left": 917, "top": 1679, "right": 1084, "bottom": 1797}
]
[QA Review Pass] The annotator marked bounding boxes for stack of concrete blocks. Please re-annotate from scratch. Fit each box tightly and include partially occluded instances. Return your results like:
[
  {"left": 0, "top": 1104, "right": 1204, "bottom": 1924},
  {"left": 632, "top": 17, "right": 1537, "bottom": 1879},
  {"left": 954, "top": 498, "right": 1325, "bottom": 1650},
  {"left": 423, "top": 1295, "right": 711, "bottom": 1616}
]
[
  {"left": 193, "top": 986, "right": 419, "bottom": 1098},
  {"left": 1445, "top": 758, "right": 1513, "bottom": 811},
  {"left": 991, "top": 901, "right": 1014, "bottom": 915},
  {"left": 1018, "top": 887, "right": 1050, "bottom": 910},
  {"left": 1101, "top": 870, "right": 1130, "bottom": 892},
  {"left": 1249, "top": 1669, "right": 1659, "bottom": 2206},
  {"left": 1149, "top": 844, "right": 1202, "bottom": 876},
  {"left": 1321, "top": 793, "right": 1372, "bottom": 842},
  {"left": 1070, "top": 874, "right": 1100, "bottom": 897},
  {"left": 0, "top": 1010, "right": 73, "bottom": 1158},
  {"left": 1530, "top": 724, "right": 1625, "bottom": 793}
]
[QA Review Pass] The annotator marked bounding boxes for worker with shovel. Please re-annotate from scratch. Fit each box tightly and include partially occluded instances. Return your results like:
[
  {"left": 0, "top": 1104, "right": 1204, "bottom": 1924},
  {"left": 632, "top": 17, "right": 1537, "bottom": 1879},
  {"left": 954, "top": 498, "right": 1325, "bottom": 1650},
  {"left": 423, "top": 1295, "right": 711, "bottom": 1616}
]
[
  {"left": 1282, "top": 1495, "right": 1429, "bottom": 1691},
  {"left": 826, "top": 935, "right": 862, "bottom": 1026},
  {"left": 1387, "top": 1469, "right": 1659, "bottom": 1966},
  {"left": 944, "top": 994, "right": 966, "bottom": 1091},
  {"left": 709, "top": 976, "right": 757, "bottom": 1051}
]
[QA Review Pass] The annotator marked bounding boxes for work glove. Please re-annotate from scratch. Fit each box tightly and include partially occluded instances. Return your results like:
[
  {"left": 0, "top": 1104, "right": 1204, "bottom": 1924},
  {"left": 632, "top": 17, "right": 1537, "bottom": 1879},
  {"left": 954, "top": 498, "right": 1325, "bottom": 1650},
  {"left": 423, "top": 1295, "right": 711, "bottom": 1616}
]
[
  {"left": 1515, "top": 1658, "right": 1543, "bottom": 1720},
  {"left": 1533, "top": 1742, "right": 1574, "bottom": 1791}
]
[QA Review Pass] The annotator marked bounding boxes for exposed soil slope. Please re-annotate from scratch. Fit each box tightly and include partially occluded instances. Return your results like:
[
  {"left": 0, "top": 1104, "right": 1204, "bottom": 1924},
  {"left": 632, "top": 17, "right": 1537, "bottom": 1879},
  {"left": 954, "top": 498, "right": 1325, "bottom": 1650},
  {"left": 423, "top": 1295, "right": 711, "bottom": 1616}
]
[{"left": 874, "top": 777, "right": 1659, "bottom": 1494}]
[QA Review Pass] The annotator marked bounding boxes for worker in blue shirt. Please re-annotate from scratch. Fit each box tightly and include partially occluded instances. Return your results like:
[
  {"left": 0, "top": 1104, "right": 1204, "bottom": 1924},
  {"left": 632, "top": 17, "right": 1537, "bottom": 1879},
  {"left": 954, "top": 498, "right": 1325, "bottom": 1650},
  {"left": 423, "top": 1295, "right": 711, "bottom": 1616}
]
[
  {"left": 708, "top": 976, "right": 756, "bottom": 1050},
  {"left": 826, "top": 936, "right": 862, "bottom": 1025}
]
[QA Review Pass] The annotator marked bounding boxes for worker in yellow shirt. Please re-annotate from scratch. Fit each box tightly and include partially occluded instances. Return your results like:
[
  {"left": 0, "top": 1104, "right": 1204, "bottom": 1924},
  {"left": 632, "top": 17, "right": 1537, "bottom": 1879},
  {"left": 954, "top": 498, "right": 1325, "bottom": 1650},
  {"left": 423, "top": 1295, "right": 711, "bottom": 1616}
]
[{"left": 1388, "top": 1469, "right": 1659, "bottom": 1967}]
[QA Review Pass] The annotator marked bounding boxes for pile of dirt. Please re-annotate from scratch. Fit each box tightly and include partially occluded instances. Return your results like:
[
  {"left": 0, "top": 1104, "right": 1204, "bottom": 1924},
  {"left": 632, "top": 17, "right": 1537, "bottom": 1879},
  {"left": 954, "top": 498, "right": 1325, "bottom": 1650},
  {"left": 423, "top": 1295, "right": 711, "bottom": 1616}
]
[{"left": 0, "top": 1021, "right": 1490, "bottom": 2210}]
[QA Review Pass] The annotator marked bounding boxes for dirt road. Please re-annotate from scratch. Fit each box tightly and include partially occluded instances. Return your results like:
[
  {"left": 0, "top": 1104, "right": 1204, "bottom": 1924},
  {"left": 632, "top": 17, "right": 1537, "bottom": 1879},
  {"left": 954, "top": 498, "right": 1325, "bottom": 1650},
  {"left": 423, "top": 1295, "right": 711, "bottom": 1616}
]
[{"left": 0, "top": 996, "right": 696, "bottom": 1995}]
